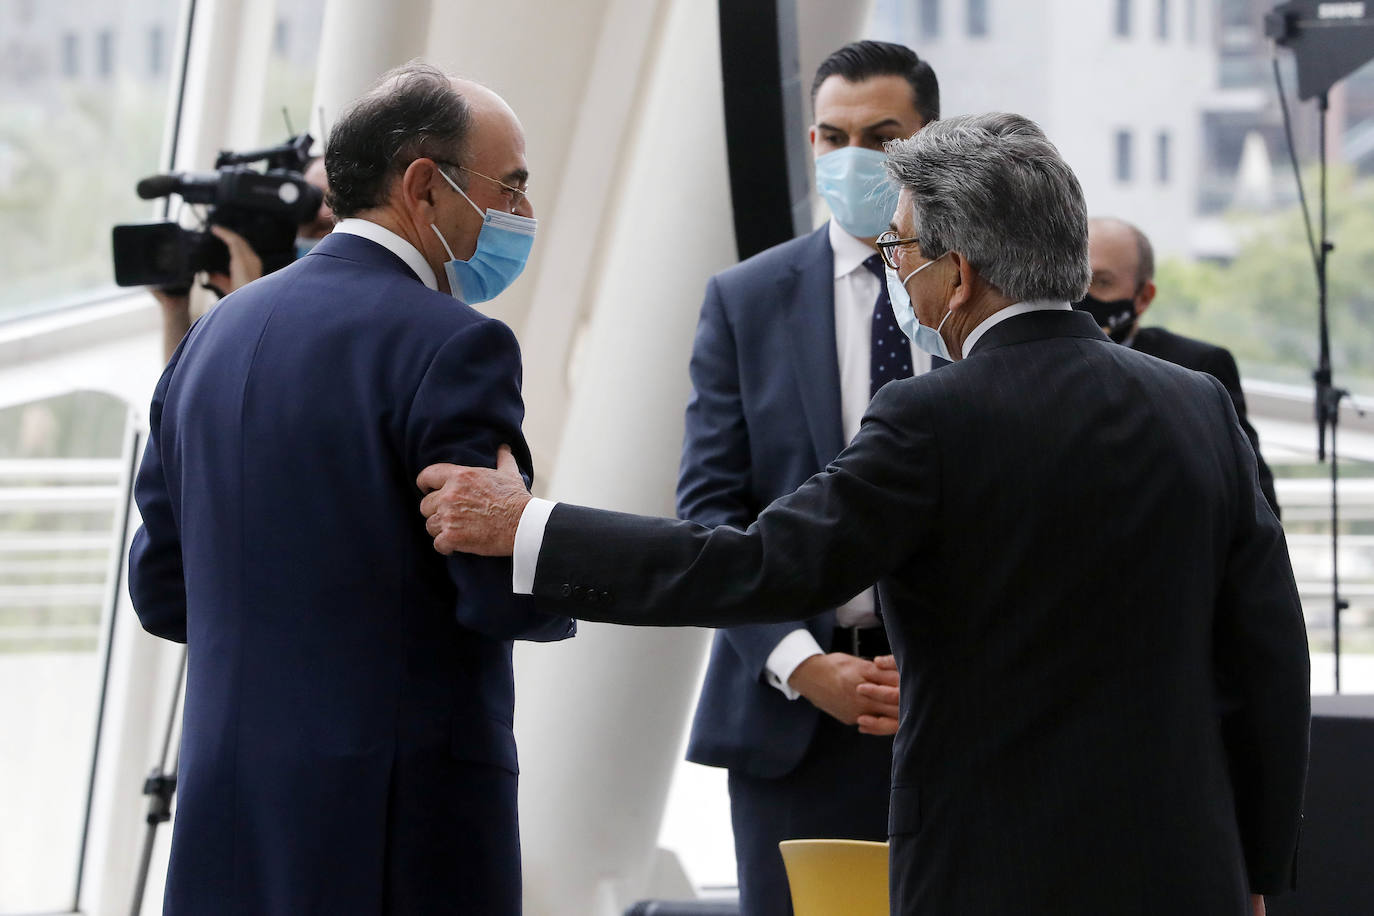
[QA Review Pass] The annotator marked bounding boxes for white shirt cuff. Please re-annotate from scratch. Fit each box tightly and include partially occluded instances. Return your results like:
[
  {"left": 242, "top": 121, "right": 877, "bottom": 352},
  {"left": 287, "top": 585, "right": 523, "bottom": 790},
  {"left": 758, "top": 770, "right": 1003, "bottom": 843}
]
[
  {"left": 764, "top": 629, "right": 825, "bottom": 700},
  {"left": 512, "top": 497, "right": 558, "bottom": 595}
]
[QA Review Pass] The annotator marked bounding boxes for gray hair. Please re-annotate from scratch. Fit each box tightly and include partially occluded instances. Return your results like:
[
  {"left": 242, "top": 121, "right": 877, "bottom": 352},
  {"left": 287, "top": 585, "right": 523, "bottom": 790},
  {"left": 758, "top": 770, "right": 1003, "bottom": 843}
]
[
  {"left": 884, "top": 113, "right": 1091, "bottom": 302},
  {"left": 325, "top": 61, "right": 470, "bottom": 219}
]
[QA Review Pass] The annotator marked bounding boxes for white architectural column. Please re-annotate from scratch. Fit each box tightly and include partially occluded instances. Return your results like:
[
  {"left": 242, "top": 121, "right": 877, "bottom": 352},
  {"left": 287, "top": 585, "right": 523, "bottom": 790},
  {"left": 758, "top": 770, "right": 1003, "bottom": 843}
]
[
  {"left": 174, "top": 0, "right": 276, "bottom": 168},
  {"left": 310, "top": 0, "right": 434, "bottom": 137},
  {"left": 508, "top": 0, "right": 738, "bottom": 912},
  {"left": 422, "top": 0, "right": 651, "bottom": 473}
]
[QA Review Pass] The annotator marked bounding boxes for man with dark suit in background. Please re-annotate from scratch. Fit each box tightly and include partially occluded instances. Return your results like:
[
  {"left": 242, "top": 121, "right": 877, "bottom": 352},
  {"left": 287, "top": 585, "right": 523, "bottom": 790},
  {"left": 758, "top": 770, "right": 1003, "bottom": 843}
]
[
  {"left": 417, "top": 113, "right": 1309, "bottom": 916},
  {"left": 675, "top": 41, "right": 939, "bottom": 915},
  {"left": 1075, "top": 216, "right": 1281, "bottom": 515},
  {"left": 128, "top": 63, "right": 573, "bottom": 915}
]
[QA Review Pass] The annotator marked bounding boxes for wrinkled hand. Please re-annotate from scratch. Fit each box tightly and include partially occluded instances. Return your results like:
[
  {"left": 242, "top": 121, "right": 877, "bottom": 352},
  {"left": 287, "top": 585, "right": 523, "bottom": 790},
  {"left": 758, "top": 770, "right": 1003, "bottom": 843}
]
[
  {"left": 417, "top": 445, "right": 530, "bottom": 557},
  {"left": 205, "top": 225, "right": 264, "bottom": 295},
  {"left": 789, "top": 652, "right": 900, "bottom": 733},
  {"left": 856, "top": 654, "right": 900, "bottom": 735}
]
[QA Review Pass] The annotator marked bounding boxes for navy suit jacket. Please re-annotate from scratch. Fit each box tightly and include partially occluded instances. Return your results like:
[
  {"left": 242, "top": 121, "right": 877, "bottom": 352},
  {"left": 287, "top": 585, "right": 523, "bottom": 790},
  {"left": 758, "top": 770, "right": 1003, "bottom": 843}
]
[
  {"left": 128, "top": 231, "right": 573, "bottom": 915},
  {"left": 678, "top": 224, "right": 853, "bottom": 778}
]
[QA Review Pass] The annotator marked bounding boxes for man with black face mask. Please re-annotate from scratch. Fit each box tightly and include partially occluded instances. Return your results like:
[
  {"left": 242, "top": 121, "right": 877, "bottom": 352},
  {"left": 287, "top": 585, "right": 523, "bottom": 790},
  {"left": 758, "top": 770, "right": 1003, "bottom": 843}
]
[{"left": 1076, "top": 217, "right": 1280, "bottom": 516}]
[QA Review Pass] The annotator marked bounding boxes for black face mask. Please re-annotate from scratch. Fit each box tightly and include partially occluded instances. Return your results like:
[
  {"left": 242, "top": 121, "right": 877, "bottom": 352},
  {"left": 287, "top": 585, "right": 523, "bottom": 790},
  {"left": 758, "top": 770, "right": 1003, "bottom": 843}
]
[{"left": 1073, "top": 294, "right": 1137, "bottom": 343}]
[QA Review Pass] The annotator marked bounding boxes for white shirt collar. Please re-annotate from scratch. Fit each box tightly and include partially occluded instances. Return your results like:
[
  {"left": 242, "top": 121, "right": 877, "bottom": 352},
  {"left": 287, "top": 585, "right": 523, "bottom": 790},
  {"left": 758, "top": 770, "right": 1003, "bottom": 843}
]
[
  {"left": 962, "top": 300, "right": 1072, "bottom": 357},
  {"left": 332, "top": 218, "right": 439, "bottom": 291},
  {"left": 829, "top": 219, "right": 879, "bottom": 279}
]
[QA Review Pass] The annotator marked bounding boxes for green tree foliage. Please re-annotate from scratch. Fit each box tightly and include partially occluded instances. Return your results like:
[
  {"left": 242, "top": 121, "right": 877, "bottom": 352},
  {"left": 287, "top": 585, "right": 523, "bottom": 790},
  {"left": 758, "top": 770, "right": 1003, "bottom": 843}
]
[{"left": 1152, "top": 168, "right": 1374, "bottom": 393}]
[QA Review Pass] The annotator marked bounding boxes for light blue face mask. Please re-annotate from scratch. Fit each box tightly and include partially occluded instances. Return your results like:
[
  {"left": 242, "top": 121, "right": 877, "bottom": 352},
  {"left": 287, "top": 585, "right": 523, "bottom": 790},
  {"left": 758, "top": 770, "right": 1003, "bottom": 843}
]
[
  {"left": 431, "top": 167, "right": 537, "bottom": 304},
  {"left": 814, "top": 147, "right": 901, "bottom": 239},
  {"left": 295, "top": 237, "right": 321, "bottom": 259},
  {"left": 885, "top": 253, "right": 952, "bottom": 361}
]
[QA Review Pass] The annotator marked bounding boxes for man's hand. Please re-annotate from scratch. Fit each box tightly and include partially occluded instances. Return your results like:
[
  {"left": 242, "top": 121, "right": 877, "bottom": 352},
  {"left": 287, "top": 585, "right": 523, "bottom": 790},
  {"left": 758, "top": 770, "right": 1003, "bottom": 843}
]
[
  {"left": 417, "top": 445, "right": 530, "bottom": 557},
  {"left": 788, "top": 652, "right": 900, "bottom": 733},
  {"left": 856, "top": 654, "right": 900, "bottom": 735},
  {"left": 1251, "top": 894, "right": 1264, "bottom": 916},
  {"left": 205, "top": 225, "right": 264, "bottom": 295}
]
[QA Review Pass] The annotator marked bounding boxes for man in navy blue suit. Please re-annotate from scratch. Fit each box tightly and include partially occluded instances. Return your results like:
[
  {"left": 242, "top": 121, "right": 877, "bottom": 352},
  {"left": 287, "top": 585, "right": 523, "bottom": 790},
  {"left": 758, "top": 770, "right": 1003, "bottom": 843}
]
[
  {"left": 128, "top": 62, "right": 573, "bottom": 915},
  {"left": 675, "top": 41, "right": 940, "bottom": 916}
]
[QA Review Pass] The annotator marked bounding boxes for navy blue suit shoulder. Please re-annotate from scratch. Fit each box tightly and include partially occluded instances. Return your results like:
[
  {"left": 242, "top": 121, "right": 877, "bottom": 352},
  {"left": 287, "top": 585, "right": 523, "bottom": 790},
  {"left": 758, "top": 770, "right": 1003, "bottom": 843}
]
[{"left": 677, "top": 222, "right": 846, "bottom": 780}]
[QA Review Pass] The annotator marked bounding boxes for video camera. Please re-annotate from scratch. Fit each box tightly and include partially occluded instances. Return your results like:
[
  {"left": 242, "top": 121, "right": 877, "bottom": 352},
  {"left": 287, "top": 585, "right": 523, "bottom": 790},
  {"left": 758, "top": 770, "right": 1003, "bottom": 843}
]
[{"left": 112, "top": 133, "right": 323, "bottom": 291}]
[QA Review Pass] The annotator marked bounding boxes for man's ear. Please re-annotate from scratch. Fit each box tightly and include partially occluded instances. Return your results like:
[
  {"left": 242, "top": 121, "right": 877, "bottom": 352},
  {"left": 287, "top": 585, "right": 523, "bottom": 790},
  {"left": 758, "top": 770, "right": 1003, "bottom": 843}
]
[
  {"left": 399, "top": 158, "right": 442, "bottom": 223},
  {"left": 1135, "top": 280, "right": 1157, "bottom": 317},
  {"left": 946, "top": 251, "right": 976, "bottom": 312}
]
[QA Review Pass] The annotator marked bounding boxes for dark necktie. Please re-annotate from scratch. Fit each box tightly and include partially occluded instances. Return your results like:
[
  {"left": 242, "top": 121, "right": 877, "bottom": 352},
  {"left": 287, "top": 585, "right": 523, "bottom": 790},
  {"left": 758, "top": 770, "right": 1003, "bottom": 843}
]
[{"left": 863, "top": 254, "right": 913, "bottom": 398}]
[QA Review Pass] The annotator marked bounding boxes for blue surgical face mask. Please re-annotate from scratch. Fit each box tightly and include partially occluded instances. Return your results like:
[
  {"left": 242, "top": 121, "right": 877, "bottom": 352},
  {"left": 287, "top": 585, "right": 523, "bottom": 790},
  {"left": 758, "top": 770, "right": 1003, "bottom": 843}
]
[
  {"left": 885, "top": 253, "right": 952, "bottom": 361},
  {"left": 814, "top": 147, "right": 900, "bottom": 239},
  {"left": 295, "top": 237, "right": 320, "bottom": 259},
  {"left": 430, "top": 167, "right": 537, "bottom": 304}
]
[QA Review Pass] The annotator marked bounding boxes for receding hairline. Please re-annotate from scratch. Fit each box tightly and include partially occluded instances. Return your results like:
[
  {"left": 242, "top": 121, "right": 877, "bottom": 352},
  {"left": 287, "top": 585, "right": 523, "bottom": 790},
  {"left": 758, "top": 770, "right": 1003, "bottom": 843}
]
[{"left": 1089, "top": 217, "right": 1154, "bottom": 286}]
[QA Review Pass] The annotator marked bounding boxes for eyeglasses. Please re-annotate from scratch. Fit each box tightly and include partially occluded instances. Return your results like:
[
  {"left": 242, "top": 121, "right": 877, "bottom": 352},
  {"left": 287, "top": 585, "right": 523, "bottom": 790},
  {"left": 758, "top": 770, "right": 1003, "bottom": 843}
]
[
  {"left": 875, "top": 230, "right": 922, "bottom": 271},
  {"left": 434, "top": 160, "right": 530, "bottom": 210}
]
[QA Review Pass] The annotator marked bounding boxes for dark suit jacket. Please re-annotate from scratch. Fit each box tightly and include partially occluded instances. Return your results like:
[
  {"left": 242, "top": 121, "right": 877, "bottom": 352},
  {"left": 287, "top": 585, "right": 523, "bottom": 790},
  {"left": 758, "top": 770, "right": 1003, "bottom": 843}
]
[
  {"left": 677, "top": 224, "right": 854, "bottom": 777},
  {"left": 128, "top": 232, "right": 573, "bottom": 915},
  {"left": 1132, "top": 325, "right": 1280, "bottom": 515},
  {"left": 533, "top": 310, "right": 1310, "bottom": 915}
]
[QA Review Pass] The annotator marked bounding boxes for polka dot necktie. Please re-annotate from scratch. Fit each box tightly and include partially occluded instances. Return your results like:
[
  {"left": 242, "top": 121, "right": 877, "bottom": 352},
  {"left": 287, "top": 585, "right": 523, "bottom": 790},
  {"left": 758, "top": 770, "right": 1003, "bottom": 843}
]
[{"left": 863, "top": 254, "right": 913, "bottom": 398}]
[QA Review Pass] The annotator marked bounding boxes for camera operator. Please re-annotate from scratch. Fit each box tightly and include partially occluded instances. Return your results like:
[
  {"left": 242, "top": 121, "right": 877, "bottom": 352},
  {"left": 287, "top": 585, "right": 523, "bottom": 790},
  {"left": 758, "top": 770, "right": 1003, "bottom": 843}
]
[
  {"left": 149, "top": 224, "right": 264, "bottom": 361},
  {"left": 147, "top": 158, "right": 333, "bottom": 361},
  {"left": 296, "top": 156, "right": 334, "bottom": 252}
]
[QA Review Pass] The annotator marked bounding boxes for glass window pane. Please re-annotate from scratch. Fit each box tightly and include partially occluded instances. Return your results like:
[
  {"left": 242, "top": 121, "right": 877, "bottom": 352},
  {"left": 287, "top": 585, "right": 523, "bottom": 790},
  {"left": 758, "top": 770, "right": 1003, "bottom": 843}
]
[
  {"left": 0, "top": 0, "right": 184, "bottom": 323},
  {"left": 97, "top": 29, "right": 114, "bottom": 79},
  {"left": 1116, "top": 129, "right": 1133, "bottom": 182},
  {"left": 967, "top": 0, "right": 988, "bottom": 37},
  {"left": 148, "top": 26, "right": 164, "bottom": 78},
  {"left": 0, "top": 391, "right": 132, "bottom": 913},
  {"left": 921, "top": 0, "right": 941, "bottom": 39}
]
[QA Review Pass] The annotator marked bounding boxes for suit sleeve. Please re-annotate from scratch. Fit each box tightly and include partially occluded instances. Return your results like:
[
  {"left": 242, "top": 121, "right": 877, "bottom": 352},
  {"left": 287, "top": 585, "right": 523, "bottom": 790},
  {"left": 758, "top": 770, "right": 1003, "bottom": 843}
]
[
  {"left": 128, "top": 354, "right": 189, "bottom": 643},
  {"left": 1207, "top": 375, "right": 1309, "bottom": 894},
  {"left": 1202, "top": 347, "right": 1280, "bottom": 519},
  {"left": 408, "top": 318, "right": 574, "bottom": 643},
  {"left": 537, "top": 383, "right": 937, "bottom": 628},
  {"left": 675, "top": 276, "right": 821, "bottom": 677}
]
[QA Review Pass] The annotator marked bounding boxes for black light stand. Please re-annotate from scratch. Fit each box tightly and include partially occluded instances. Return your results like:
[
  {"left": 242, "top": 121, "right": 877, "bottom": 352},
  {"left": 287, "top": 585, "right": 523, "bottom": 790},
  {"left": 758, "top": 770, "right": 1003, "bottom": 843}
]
[
  {"left": 129, "top": 648, "right": 187, "bottom": 916},
  {"left": 1308, "top": 90, "right": 1350, "bottom": 691},
  {"left": 1268, "top": 1, "right": 1374, "bottom": 692}
]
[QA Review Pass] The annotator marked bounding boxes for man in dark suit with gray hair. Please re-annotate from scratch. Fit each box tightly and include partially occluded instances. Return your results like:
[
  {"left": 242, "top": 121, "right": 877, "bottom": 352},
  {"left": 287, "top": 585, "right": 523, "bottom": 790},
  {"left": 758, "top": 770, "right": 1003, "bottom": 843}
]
[{"left": 416, "top": 112, "right": 1310, "bottom": 916}]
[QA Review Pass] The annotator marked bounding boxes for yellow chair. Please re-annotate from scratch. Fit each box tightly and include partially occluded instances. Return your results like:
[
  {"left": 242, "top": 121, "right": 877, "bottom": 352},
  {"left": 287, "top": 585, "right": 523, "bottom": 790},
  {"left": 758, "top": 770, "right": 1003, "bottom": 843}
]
[{"left": 778, "top": 838, "right": 890, "bottom": 916}]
